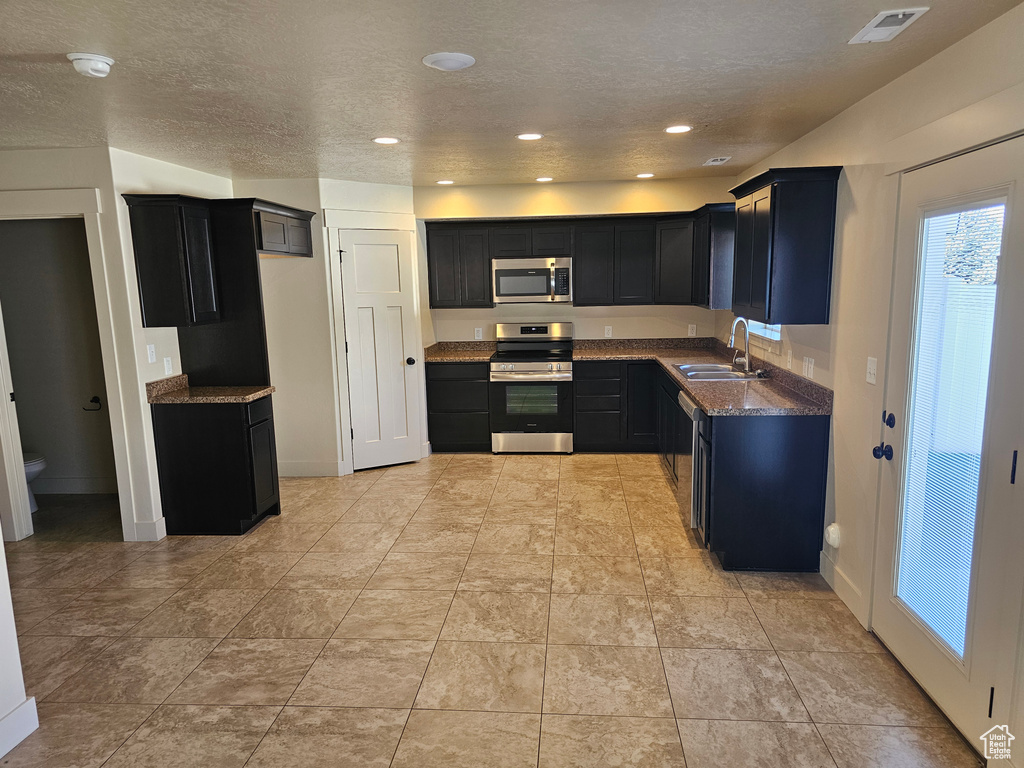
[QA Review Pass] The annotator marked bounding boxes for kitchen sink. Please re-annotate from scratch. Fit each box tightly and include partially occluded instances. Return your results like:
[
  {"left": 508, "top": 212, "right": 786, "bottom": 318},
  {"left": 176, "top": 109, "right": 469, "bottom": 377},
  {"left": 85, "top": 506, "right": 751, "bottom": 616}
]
[
  {"left": 677, "top": 364, "right": 735, "bottom": 373},
  {"left": 683, "top": 370, "right": 761, "bottom": 381}
]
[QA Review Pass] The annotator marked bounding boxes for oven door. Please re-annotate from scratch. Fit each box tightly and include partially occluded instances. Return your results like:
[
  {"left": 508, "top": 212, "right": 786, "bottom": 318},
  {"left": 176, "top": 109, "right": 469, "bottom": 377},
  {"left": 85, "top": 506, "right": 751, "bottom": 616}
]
[
  {"left": 492, "top": 265, "right": 554, "bottom": 303},
  {"left": 489, "top": 374, "right": 573, "bottom": 436}
]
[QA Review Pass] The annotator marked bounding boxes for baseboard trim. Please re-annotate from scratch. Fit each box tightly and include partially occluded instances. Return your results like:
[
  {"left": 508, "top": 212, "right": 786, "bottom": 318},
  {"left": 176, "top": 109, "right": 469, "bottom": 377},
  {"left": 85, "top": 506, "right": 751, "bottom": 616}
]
[
  {"left": 130, "top": 517, "right": 166, "bottom": 542},
  {"left": 32, "top": 478, "right": 118, "bottom": 494},
  {"left": 0, "top": 697, "right": 37, "bottom": 758},
  {"left": 278, "top": 461, "right": 343, "bottom": 477},
  {"left": 820, "top": 552, "right": 869, "bottom": 628}
]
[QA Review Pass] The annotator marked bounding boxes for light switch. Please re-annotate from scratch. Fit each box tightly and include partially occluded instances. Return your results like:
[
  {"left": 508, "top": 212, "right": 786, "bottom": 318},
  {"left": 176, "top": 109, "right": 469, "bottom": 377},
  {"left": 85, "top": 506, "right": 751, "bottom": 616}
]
[
  {"left": 147, "top": 344, "right": 156, "bottom": 363},
  {"left": 474, "top": 327, "right": 483, "bottom": 341},
  {"left": 688, "top": 324, "right": 697, "bottom": 337},
  {"left": 866, "top": 356, "right": 878, "bottom": 385},
  {"left": 604, "top": 326, "right": 613, "bottom": 338},
  {"left": 163, "top": 357, "right": 173, "bottom": 376}
]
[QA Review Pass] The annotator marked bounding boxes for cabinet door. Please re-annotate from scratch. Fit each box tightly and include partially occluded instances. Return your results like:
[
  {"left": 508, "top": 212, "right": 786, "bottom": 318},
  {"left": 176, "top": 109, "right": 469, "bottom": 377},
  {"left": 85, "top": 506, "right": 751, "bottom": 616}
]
[
  {"left": 732, "top": 194, "right": 754, "bottom": 316},
  {"left": 491, "top": 227, "right": 533, "bottom": 258},
  {"left": 459, "top": 229, "right": 493, "bottom": 307},
  {"left": 258, "top": 212, "right": 290, "bottom": 254},
  {"left": 573, "top": 225, "right": 615, "bottom": 306},
  {"left": 532, "top": 226, "right": 571, "bottom": 256},
  {"left": 626, "top": 363, "right": 658, "bottom": 448},
  {"left": 614, "top": 224, "right": 656, "bottom": 304},
  {"left": 427, "top": 229, "right": 462, "bottom": 307},
  {"left": 655, "top": 219, "right": 694, "bottom": 304},
  {"left": 181, "top": 205, "right": 220, "bottom": 324},
  {"left": 248, "top": 418, "right": 279, "bottom": 514},
  {"left": 749, "top": 186, "right": 773, "bottom": 322},
  {"left": 287, "top": 218, "right": 313, "bottom": 256},
  {"left": 691, "top": 213, "right": 711, "bottom": 307}
]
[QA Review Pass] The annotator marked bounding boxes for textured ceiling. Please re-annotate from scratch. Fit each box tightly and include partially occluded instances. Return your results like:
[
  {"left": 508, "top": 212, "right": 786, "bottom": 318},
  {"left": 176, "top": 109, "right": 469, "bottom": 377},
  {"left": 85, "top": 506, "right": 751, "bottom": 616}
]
[{"left": 0, "top": 0, "right": 1019, "bottom": 185}]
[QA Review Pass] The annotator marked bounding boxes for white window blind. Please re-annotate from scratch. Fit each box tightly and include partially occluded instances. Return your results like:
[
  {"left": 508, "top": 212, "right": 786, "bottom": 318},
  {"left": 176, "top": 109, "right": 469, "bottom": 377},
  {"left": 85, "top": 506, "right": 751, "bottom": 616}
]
[{"left": 895, "top": 202, "right": 1004, "bottom": 659}]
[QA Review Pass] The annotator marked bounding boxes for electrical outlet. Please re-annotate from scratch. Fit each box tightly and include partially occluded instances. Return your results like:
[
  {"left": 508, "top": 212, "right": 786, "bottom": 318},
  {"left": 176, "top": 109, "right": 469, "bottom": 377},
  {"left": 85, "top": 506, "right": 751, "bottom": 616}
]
[
  {"left": 866, "top": 356, "right": 878, "bottom": 385},
  {"left": 786, "top": 350, "right": 793, "bottom": 369},
  {"left": 604, "top": 326, "right": 613, "bottom": 338},
  {"left": 163, "top": 357, "right": 173, "bottom": 376},
  {"left": 803, "top": 356, "right": 815, "bottom": 379},
  {"left": 688, "top": 324, "right": 697, "bottom": 337},
  {"left": 474, "top": 327, "right": 483, "bottom": 341},
  {"left": 147, "top": 344, "right": 156, "bottom": 364}
]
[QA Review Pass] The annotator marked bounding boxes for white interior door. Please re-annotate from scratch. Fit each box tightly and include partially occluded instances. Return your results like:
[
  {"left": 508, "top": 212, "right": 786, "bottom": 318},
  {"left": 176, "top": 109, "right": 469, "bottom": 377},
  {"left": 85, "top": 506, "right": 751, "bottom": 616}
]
[
  {"left": 872, "top": 137, "right": 1024, "bottom": 745},
  {"left": 339, "top": 229, "right": 422, "bottom": 470},
  {"left": 0, "top": 303, "right": 32, "bottom": 541}
]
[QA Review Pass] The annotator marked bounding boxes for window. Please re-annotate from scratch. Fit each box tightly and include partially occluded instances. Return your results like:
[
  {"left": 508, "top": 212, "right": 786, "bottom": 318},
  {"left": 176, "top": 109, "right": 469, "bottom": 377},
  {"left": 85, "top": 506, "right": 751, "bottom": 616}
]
[{"left": 747, "top": 320, "right": 782, "bottom": 342}]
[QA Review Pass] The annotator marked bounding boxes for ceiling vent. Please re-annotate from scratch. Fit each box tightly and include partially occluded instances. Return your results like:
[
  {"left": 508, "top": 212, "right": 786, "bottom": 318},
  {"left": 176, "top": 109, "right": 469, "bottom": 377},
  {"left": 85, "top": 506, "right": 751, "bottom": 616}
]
[
  {"left": 703, "top": 156, "right": 732, "bottom": 166},
  {"left": 849, "top": 8, "right": 929, "bottom": 44}
]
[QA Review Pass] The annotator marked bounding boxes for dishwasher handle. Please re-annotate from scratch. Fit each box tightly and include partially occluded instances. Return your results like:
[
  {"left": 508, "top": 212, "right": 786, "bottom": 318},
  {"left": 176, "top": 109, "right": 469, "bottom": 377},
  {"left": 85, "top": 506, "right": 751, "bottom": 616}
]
[{"left": 677, "top": 389, "right": 701, "bottom": 419}]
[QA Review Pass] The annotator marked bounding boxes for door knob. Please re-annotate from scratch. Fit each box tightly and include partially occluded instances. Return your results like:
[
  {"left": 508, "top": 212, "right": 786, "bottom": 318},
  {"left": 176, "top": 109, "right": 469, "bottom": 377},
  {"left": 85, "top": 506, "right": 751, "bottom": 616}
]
[
  {"left": 872, "top": 443, "right": 894, "bottom": 461},
  {"left": 406, "top": 357, "right": 416, "bottom": 366},
  {"left": 882, "top": 410, "right": 896, "bottom": 428}
]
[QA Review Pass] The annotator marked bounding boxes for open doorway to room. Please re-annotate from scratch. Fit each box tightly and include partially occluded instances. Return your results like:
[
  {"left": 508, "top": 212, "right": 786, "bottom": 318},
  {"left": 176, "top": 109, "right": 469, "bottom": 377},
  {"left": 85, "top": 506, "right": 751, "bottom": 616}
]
[{"left": 0, "top": 218, "right": 120, "bottom": 542}]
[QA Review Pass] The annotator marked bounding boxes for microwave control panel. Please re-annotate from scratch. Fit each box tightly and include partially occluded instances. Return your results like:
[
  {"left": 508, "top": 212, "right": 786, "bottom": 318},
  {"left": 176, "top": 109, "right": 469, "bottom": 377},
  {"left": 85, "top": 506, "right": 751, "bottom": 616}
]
[{"left": 554, "top": 268, "right": 571, "bottom": 296}]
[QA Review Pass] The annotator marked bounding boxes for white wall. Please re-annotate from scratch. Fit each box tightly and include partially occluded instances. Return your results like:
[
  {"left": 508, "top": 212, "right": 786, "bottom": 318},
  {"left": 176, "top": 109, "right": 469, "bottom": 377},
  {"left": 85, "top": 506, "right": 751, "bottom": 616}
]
[
  {"left": 715, "top": 3, "right": 1024, "bottom": 628},
  {"left": 0, "top": 219, "right": 117, "bottom": 493}
]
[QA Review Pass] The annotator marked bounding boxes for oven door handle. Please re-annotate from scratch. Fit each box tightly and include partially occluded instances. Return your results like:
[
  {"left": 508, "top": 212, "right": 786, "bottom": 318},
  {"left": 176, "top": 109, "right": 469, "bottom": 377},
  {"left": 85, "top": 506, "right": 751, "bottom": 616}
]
[{"left": 489, "top": 372, "right": 573, "bottom": 383}]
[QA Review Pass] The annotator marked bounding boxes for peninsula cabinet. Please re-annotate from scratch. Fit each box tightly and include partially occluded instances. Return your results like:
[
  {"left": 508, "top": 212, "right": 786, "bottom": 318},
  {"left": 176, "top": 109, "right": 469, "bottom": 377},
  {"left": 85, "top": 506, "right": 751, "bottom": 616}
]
[
  {"left": 427, "top": 227, "right": 493, "bottom": 308},
  {"left": 124, "top": 194, "right": 220, "bottom": 328},
  {"left": 730, "top": 167, "right": 842, "bottom": 325}
]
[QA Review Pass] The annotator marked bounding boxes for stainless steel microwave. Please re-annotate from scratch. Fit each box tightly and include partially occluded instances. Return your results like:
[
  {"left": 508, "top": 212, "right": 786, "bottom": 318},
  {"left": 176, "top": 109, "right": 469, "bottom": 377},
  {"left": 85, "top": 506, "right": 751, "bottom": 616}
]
[{"left": 492, "top": 257, "right": 572, "bottom": 304}]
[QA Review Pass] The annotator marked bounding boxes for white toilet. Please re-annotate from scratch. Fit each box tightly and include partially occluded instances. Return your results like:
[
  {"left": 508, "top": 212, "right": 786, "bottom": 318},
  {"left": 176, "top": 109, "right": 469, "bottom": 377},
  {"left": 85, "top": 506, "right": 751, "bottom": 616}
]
[{"left": 23, "top": 453, "right": 46, "bottom": 513}]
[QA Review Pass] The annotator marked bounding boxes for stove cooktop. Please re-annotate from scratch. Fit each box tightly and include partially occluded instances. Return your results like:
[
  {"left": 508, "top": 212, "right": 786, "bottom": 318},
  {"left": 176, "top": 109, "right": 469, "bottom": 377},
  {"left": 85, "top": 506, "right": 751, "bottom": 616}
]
[{"left": 490, "top": 348, "right": 573, "bottom": 363}]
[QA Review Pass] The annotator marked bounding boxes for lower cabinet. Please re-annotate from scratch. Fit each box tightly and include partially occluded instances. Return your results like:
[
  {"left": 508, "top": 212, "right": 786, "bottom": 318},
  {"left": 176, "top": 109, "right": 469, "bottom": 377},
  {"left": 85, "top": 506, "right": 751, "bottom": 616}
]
[
  {"left": 574, "top": 361, "right": 667, "bottom": 453},
  {"left": 152, "top": 396, "right": 280, "bottom": 535},
  {"left": 701, "top": 413, "right": 830, "bottom": 571},
  {"left": 426, "top": 363, "right": 491, "bottom": 451}
]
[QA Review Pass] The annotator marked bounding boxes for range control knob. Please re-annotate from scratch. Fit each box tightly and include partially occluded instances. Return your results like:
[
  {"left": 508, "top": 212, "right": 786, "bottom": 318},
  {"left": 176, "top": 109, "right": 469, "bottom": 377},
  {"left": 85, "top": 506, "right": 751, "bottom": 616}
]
[
  {"left": 548, "top": 363, "right": 554, "bottom": 371},
  {"left": 510, "top": 364, "right": 515, "bottom": 370},
  {"left": 500, "top": 364, "right": 507, "bottom": 371},
  {"left": 556, "top": 363, "right": 562, "bottom": 371}
]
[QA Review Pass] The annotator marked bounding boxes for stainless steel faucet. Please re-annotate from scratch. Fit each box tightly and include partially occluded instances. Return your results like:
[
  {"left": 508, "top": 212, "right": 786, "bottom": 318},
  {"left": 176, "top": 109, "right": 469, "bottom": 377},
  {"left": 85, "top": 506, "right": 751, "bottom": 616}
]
[{"left": 729, "top": 316, "right": 751, "bottom": 373}]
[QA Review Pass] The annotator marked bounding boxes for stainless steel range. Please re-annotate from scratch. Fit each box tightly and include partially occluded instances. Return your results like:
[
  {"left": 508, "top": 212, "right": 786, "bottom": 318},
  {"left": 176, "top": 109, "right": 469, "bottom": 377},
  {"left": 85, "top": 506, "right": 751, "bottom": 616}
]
[{"left": 489, "top": 322, "right": 573, "bottom": 454}]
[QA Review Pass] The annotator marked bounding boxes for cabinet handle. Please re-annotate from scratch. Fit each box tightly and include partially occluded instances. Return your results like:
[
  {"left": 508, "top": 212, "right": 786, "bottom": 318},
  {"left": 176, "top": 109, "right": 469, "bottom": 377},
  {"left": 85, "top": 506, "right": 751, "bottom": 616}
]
[{"left": 406, "top": 357, "right": 416, "bottom": 366}]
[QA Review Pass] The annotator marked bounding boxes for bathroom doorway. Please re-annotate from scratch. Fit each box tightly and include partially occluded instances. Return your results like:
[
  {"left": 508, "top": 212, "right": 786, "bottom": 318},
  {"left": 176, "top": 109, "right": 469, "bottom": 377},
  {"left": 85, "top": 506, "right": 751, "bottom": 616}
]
[{"left": 0, "top": 218, "right": 120, "bottom": 542}]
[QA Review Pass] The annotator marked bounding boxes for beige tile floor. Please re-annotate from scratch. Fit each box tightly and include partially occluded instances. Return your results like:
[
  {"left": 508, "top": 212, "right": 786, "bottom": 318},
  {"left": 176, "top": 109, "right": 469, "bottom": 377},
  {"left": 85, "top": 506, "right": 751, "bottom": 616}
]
[{"left": 2, "top": 453, "right": 982, "bottom": 768}]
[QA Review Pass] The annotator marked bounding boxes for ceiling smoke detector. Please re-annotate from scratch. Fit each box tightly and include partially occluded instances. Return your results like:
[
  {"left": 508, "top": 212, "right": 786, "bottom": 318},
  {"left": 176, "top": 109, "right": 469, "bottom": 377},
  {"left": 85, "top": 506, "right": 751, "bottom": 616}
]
[
  {"left": 422, "top": 52, "right": 476, "bottom": 72},
  {"left": 849, "top": 8, "right": 929, "bottom": 44},
  {"left": 703, "top": 156, "right": 732, "bottom": 166},
  {"left": 67, "top": 52, "right": 114, "bottom": 78}
]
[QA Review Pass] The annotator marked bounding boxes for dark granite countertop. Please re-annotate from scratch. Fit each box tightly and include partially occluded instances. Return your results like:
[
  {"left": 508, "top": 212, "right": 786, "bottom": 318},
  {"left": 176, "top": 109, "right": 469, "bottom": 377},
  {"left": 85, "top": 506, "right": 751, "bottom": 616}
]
[
  {"left": 424, "top": 339, "right": 832, "bottom": 417},
  {"left": 146, "top": 374, "right": 275, "bottom": 404}
]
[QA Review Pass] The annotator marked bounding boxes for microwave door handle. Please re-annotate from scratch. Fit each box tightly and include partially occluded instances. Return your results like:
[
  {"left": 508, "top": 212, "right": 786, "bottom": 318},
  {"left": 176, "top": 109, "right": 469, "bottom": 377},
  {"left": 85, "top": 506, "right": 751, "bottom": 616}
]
[{"left": 550, "top": 269, "right": 556, "bottom": 301}]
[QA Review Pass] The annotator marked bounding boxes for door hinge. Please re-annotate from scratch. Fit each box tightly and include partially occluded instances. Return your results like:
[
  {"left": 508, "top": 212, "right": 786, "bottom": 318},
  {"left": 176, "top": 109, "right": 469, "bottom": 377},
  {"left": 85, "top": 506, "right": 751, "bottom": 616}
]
[
  {"left": 350, "top": 427, "right": 354, "bottom": 439},
  {"left": 989, "top": 686, "right": 995, "bottom": 718},
  {"left": 1012, "top": 450, "right": 1018, "bottom": 485},
  {"left": 8, "top": 392, "right": 13, "bottom": 402},
  {"left": 345, "top": 342, "right": 349, "bottom": 354}
]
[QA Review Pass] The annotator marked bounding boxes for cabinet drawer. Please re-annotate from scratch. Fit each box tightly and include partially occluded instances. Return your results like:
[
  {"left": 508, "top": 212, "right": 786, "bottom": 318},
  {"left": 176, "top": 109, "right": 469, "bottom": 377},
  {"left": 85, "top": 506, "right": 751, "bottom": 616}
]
[
  {"left": 426, "top": 362, "right": 489, "bottom": 381},
  {"left": 575, "top": 379, "right": 621, "bottom": 397},
  {"left": 427, "top": 380, "right": 489, "bottom": 412},
  {"left": 576, "top": 395, "right": 621, "bottom": 412},
  {"left": 574, "top": 361, "right": 622, "bottom": 379},
  {"left": 247, "top": 396, "right": 273, "bottom": 425}
]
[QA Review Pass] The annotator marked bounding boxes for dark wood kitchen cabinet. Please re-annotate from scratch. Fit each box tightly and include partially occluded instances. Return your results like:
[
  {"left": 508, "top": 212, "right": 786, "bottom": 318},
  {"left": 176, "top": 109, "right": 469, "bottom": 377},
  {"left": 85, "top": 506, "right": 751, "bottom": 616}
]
[
  {"left": 491, "top": 225, "right": 571, "bottom": 258},
  {"left": 573, "top": 225, "right": 616, "bottom": 305},
  {"left": 123, "top": 195, "right": 220, "bottom": 328},
  {"left": 426, "top": 362, "right": 491, "bottom": 451},
  {"left": 253, "top": 200, "right": 314, "bottom": 257},
  {"left": 426, "top": 226, "right": 493, "bottom": 308},
  {"left": 655, "top": 218, "right": 694, "bottom": 304},
  {"left": 572, "top": 221, "right": 656, "bottom": 306},
  {"left": 614, "top": 223, "right": 657, "bottom": 304},
  {"left": 692, "top": 203, "right": 736, "bottom": 309},
  {"left": 699, "top": 412, "right": 830, "bottom": 571},
  {"left": 574, "top": 361, "right": 626, "bottom": 450},
  {"left": 625, "top": 362, "right": 659, "bottom": 449},
  {"left": 152, "top": 396, "right": 280, "bottom": 535},
  {"left": 730, "top": 167, "right": 842, "bottom": 325}
]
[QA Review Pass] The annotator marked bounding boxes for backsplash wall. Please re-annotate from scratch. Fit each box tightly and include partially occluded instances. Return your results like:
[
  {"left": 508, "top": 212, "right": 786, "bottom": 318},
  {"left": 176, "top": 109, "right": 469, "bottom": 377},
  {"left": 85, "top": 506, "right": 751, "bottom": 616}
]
[{"left": 430, "top": 304, "right": 719, "bottom": 341}]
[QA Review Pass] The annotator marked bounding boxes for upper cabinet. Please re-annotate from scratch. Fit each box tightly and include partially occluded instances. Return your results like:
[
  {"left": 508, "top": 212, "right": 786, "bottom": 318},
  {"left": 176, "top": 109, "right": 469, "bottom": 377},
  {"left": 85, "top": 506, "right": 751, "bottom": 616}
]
[
  {"left": 692, "top": 203, "right": 736, "bottom": 310},
  {"left": 491, "top": 225, "right": 571, "bottom": 258},
  {"left": 124, "top": 194, "right": 220, "bottom": 327},
  {"left": 573, "top": 224, "right": 615, "bottom": 305},
  {"left": 730, "top": 167, "right": 842, "bottom": 325},
  {"left": 573, "top": 221, "right": 656, "bottom": 306},
  {"left": 613, "top": 221, "right": 656, "bottom": 304},
  {"left": 655, "top": 218, "right": 694, "bottom": 305},
  {"left": 426, "top": 225, "right": 493, "bottom": 308},
  {"left": 252, "top": 201, "right": 315, "bottom": 257}
]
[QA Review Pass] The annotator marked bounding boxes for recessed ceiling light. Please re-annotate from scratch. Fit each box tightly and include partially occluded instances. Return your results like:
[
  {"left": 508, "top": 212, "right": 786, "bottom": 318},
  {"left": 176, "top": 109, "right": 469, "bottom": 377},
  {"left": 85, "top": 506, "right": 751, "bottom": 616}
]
[
  {"left": 372, "top": 137, "right": 400, "bottom": 145},
  {"left": 422, "top": 52, "right": 476, "bottom": 71},
  {"left": 517, "top": 133, "right": 544, "bottom": 141},
  {"left": 665, "top": 125, "right": 692, "bottom": 134},
  {"left": 536, "top": 177, "right": 553, "bottom": 182},
  {"left": 436, "top": 180, "right": 455, "bottom": 185},
  {"left": 636, "top": 173, "right": 655, "bottom": 179}
]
